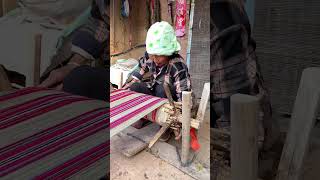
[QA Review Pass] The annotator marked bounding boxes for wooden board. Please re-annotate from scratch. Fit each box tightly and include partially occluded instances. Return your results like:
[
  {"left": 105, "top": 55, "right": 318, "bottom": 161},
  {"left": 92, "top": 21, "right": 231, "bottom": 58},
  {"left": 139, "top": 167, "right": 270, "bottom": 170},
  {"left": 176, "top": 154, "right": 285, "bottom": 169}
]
[
  {"left": 116, "top": 124, "right": 160, "bottom": 157},
  {"left": 276, "top": 68, "right": 320, "bottom": 180},
  {"left": 230, "top": 94, "right": 259, "bottom": 180},
  {"left": 196, "top": 83, "right": 210, "bottom": 124},
  {"left": 0, "top": 0, "right": 3, "bottom": 17}
]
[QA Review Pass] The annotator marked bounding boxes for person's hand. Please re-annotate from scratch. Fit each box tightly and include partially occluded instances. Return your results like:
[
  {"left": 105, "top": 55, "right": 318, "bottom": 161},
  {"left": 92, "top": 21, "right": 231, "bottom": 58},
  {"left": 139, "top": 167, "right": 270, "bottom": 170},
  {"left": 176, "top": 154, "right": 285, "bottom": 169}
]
[
  {"left": 121, "top": 83, "right": 132, "bottom": 90},
  {"left": 39, "top": 64, "right": 77, "bottom": 88},
  {"left": 121, "top": 78, "right": 139, "bottom": 90}
]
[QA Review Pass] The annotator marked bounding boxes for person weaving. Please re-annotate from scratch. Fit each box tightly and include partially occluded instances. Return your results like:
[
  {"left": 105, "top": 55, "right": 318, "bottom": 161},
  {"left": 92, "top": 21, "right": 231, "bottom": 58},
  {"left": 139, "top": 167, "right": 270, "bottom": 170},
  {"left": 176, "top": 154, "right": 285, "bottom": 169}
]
[
  {"left": 39, "top": 0, "right": 109, "bottom": 101},
  {"left": 123, "top": 21, "right": 192, "bottom": 102}
]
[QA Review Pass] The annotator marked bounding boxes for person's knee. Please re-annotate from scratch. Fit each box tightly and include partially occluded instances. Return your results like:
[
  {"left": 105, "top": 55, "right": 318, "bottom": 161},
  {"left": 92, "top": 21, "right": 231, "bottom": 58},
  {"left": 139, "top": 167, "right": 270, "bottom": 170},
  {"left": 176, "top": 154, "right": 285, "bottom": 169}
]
[
  {"left": 63, "top": 65, "right": 91, "bottom": 88},
  {"left": 154, "top": 85, "right": 167, "bottom": 98},
  {"left": 130, "top": 82, "right": 152, "bottom": 95},
  {"left": 154, "top": 83, "right": 178, "bottom": 100}
]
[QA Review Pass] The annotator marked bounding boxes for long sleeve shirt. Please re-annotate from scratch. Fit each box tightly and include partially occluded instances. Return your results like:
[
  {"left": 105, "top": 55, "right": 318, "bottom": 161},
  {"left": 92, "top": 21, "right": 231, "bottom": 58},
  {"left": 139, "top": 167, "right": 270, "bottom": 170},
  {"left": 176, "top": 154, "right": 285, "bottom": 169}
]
[
  {"left": 132, "top": 54, "right": 192, "bottom": 101},
  {"left": 71, "top": 0, "right": 109, "bottom": 62}
]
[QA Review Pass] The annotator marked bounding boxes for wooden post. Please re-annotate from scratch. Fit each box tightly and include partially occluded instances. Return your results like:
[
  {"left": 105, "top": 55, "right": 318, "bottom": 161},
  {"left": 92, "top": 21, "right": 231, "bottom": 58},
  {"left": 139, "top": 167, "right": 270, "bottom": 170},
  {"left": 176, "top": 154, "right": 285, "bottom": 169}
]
[
  {"left": 276, "top": 68, "right": 320, "bottom": 180},
  {"left": 34, "top": 34, "right": 42, "bottom": 86},
  {"left": 0, "top": 0, "right": 3, "bottom": 17},
  {"left": 2, "top": 0, "right": 17, "bottom": 15},
  {"left": 196, "top": 83, "right": 210, "bottom": 124},
  {"left": 181, "top": 91, "right": 192, "bottom": 166},
  {"left": 231, "top": 94, "right": 259, "bottom": 180}
]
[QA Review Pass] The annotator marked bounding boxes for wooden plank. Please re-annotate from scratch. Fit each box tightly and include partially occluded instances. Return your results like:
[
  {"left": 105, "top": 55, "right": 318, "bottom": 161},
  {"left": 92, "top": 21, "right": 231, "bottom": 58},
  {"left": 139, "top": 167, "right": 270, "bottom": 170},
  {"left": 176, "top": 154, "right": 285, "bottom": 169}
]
[
  {"left": 196, "top": 82, "right": 210, "bottom": 124},
  {"left": 34, "top": 34, "right": 42, "bottom": 86},
  {"left": 116, "top": 124, "right": 160, "bottom": 157},
  {"left": 276, "top": 68, "right": 320, "bottom": 180},
  {"left": 231, "top": 94, "right": 259, "bottom": 180},
  {"left": 182, "top": 91, "right": 192, "bottom": 166},
  {"left": 0, "top": 0, "right": 3, "bottom": 17},
  {"left": 148, "top": 123, "right": 170, "bottom": 149},
  {"left": 2, "top": 0, "right": 17, "bottom": 15}
]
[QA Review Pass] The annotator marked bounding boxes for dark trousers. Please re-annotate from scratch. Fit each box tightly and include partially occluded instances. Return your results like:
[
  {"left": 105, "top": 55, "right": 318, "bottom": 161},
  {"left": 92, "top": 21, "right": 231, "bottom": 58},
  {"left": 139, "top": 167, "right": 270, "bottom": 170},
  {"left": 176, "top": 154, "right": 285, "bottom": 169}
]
[
  {"left": 130, "top": 82, "right": 178, "bottom": 101},
  {"left": 62, "top": 65, "right": 108, "bottom": 101}
]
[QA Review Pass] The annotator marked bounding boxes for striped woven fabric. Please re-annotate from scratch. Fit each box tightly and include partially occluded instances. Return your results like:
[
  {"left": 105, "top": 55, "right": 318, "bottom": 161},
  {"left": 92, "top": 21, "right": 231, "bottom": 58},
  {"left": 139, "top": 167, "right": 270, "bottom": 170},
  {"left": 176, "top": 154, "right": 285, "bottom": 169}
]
[
  {"left": 110, "top": 89, "right": 168, "bottom": 137},
  {"left": 0, "top": 87, "right": 109, "bottom": 180}
]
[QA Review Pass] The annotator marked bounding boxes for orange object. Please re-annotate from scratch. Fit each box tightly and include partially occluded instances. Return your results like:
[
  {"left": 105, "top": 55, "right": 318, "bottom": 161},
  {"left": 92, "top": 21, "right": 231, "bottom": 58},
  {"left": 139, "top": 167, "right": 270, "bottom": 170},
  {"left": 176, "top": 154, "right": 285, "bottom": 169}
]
[{"left": 190, "top": 128, "right": 200, "bottom": 151}]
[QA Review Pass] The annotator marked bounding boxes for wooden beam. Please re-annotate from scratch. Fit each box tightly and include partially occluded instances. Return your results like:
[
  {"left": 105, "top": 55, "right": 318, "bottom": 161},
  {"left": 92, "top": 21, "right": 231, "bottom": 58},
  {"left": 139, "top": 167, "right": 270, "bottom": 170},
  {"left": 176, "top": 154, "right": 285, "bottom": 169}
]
[
  {"left": 0, "top": 0, "right": 3, "bottom": 17},
  {"left": 231, "top": 94, "right": 259, "bottom": 180},
  {"left": 196, "top": 82, "right": 210, "bottom": 124},
  {"left": 2, "top": 0, "right": 17, "bottom": 15},
  {"left": 181, "top": 91, "right": 192, "bottom": 166},
  {"left": 148, "top": 123, "right": 171, "bottom": 149},
  {"left": 276, "top": 68, "right": 320, "bottom": 180}
]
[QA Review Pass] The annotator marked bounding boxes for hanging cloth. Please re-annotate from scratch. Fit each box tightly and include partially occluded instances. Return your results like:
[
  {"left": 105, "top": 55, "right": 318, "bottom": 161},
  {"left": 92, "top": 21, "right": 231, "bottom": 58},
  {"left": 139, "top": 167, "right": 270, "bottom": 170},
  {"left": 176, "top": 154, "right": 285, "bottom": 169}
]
[
  {"left": 121, "top": 0, "right": 130, "bottom": 17},
  {"left": 175, "top": 0, "right": 187, "bottom": 37},
  {"left": 147, "top": 0, "right": 161, "bottom": 26}
]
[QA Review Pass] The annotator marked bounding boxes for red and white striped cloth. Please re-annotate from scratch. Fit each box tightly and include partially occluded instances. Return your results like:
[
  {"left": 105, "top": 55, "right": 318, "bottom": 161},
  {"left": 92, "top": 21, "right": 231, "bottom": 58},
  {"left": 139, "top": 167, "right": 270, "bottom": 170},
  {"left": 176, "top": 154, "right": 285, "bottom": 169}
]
[
  {"left": 110, "top": 89, "right": 168, "bottom": 137},
  {"left": 0, "top": 87, "right": 108, "bottom": 179}
]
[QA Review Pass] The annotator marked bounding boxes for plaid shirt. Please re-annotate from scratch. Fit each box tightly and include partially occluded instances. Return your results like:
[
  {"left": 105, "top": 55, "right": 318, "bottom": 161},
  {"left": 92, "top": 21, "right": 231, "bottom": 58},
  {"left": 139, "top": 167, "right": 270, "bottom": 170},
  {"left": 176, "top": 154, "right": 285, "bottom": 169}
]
[
  {"left": 211, "top": 1, "right": 272, "bottom": 131},
  {"left": 72, "top": 0, "right": 109, "bottom": 62},
  {"left": 210, "top": 2, "right": 268, "bottom": 101},
  {"left": 211, "top": 24, "right": 260, "bottom": 101},
  {"left": 132, "top": 54, "right": 192, "bottom": 101}
]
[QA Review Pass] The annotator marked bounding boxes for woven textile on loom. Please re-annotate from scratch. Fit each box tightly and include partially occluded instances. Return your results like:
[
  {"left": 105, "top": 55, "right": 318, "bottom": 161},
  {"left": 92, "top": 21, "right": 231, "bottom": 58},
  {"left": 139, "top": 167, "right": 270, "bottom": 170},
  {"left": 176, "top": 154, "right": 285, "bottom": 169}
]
[
  {"left": 0, "top": 87, "right": 108, "bottom": 179},
  {"left": 110, "top": 89, "right": 168, "bottom": 137}
]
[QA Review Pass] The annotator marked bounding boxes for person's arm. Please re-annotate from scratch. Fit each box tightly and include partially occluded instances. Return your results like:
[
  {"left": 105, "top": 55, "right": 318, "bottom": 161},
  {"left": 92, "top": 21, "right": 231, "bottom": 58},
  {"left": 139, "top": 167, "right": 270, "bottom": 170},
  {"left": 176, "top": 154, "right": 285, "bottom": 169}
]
[
  {"left": 40, "top": 18, "right": 108, "bottom": 88},
  {"left": 131, "top": 55, "right": 149, "bottom": 81},
  {"left": 122, "top": 55, "right": 149, "bottom": 89},
  {"left": 172, "top": 62, "right": 192, "bottom": 101}
]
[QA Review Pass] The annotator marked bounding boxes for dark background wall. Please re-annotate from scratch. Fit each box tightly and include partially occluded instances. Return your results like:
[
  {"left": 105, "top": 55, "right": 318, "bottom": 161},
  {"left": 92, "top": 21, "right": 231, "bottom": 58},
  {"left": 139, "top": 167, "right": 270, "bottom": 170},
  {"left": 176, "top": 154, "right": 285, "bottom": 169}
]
[{"left": 253, "top": 1, "right": 320, "bottom": 115}]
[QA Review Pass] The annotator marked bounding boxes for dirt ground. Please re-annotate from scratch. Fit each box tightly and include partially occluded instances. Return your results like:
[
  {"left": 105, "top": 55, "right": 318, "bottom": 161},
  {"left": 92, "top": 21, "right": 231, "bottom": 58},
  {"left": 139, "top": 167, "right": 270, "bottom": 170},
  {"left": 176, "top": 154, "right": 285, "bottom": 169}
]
[
  {"left": 110, "top": 107, "right": 210, "bottom": 180},
  {"left": 110, "top": 135, "right": 195, "bottom": 180}
]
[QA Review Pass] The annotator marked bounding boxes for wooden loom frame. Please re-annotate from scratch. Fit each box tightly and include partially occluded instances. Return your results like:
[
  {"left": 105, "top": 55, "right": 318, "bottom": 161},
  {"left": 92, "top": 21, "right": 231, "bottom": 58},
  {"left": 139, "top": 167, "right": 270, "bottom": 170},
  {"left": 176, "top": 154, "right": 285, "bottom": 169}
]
[{"left": 147, "top": 82, "right": 210, "bottom": 166}]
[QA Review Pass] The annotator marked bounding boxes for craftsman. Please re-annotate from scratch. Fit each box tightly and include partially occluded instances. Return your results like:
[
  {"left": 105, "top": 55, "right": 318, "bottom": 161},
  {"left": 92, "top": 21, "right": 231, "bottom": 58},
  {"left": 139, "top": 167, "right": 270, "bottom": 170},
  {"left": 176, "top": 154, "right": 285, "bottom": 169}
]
[
  {"left": 123, "top": 21, "right": 192, "bottom": 102},
  {"left": 122, "top": 21, "right": 192, "bottom": 132},
  {"left": 39, "top": 0, "right": 109, "bottom": 101}
]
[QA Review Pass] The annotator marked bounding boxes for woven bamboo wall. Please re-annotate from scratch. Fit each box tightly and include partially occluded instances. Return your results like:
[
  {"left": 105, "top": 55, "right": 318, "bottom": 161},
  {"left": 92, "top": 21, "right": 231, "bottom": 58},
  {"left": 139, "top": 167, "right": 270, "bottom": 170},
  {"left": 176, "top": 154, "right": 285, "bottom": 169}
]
[
  {"left": 253, "top": 1, "right": 320, "bottom": 114},
  {"left": 189, "top": 0, "right": 210, "bottom": 99}
]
